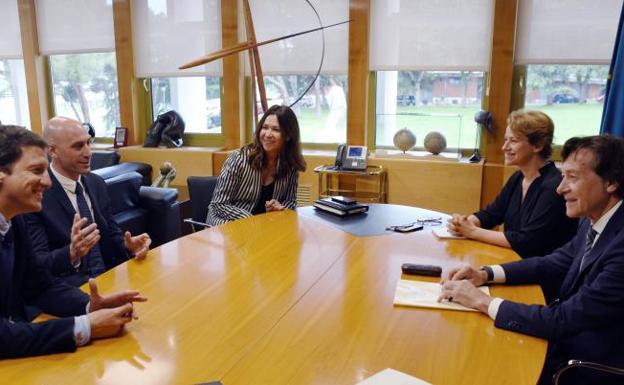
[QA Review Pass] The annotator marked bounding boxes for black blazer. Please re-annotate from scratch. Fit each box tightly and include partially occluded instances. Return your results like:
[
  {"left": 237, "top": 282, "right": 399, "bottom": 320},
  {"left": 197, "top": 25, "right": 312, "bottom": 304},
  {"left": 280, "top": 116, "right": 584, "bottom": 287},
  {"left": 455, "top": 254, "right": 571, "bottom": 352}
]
[
  {"left": 1, "top": 216, "right": 89, "bottom": 359},
  {"left": 25, "top": 170, "right": 128, "bottom": 281},
  {"left": 496, "top": 203, "right": 624, "bottom": 384},
  {"left": 474, "top": 162, "right": 578, "bottom": 258}
]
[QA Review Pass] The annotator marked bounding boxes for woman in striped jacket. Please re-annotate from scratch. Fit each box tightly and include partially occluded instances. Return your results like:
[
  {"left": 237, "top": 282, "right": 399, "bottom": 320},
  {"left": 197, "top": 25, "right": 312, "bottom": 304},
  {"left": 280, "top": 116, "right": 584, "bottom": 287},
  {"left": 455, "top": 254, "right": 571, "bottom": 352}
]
[{"left": 207, "top": 105, "right": 306, "bottom": 226}]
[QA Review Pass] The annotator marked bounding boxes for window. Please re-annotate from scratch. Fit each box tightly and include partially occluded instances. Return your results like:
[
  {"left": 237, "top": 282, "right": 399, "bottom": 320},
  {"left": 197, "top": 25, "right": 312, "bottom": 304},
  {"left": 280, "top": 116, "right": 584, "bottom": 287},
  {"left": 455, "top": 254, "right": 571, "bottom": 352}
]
[
  {"left": 259, "top": 74, "right": 347, "bottom": 143},
  {"left": 49, "top": 53, "right": 120, "bottom": 138},
  {"left": 151, "top": 76, "right": 222, "bottom": 134},
  {"left": 370, "top": 0, "right": 493, "bottom": 152},
  {"left": 250, "top": 0, "right": 349, "bottom": 144},
  {"left": 37, "top": 0, "right": 118, "bottom": 137},
  {"left": 133, "top": 0, "right": 223, "bottom": 138},
  {"left": 524, "top": 64, "right": 608, "bottom": 144},
  {"left": 515, "top": 0, "right": 621, "bottom": 143},
  {"left": 0, "top": 0, "right": 30, "bottom": 127},
  {"left": 375, "top": 71, "right": 483, "bottom": 151},
  {"left": 0, "top": 60, "right": 30, "bottom": 128}
]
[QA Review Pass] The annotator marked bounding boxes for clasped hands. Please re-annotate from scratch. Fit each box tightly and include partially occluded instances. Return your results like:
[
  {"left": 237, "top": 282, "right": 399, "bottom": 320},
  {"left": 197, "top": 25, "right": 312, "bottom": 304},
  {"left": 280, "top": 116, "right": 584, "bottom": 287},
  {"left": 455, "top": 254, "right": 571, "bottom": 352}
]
[
  {"left": 88, "top": 279, "right": 147, "bottom": 339},
  {"left": 69, "top": 213, "right": 152, "bottom": 264},
  {"left": 265, "top": 199, "right": 285, "bottom": 212},
  {"left": 447, "top": 214, "right": 480, "bottom": 238},
  {"left": 437, "top": 266, "right": 492, "bottom": 313}
]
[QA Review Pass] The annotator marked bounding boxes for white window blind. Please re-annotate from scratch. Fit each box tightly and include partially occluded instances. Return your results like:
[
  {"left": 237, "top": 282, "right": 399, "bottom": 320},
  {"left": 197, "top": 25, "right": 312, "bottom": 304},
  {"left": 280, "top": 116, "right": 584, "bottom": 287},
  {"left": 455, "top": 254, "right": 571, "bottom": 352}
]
[
  {"left": 248, "top": 0, "right": 349, "bottom": 75},
  {"left": 36, "top": 0, "right": 115, "bottom": 55},
  {"left": 516, "top": 0, "right": 623, "bottom": 65},
  {"left": 133, "top": 0, "right": 222, "bottom": 77},
  {"left": 0, "top": 0, "right": 23, "bottom": 58},
  {"left": 370, "top": 0, "right": 494, "bottom": 71}
]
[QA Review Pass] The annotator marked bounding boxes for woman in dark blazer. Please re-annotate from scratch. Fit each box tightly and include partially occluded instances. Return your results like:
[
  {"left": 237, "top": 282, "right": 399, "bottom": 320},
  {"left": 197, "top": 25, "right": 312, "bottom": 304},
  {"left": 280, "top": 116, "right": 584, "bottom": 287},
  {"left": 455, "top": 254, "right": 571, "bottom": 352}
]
[
  {"left": 448, "top": 110, "right": 578, "bottom": 259},
  {"left": 207, "top": 105, "right": 306, "bottom": 226}
]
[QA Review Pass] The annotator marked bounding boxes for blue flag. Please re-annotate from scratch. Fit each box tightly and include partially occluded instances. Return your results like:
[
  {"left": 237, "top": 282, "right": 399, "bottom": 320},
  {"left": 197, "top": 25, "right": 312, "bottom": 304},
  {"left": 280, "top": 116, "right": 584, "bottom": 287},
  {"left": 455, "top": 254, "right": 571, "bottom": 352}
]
[{"left": 601, "top": 3, "right": 624, "bottom": 136}]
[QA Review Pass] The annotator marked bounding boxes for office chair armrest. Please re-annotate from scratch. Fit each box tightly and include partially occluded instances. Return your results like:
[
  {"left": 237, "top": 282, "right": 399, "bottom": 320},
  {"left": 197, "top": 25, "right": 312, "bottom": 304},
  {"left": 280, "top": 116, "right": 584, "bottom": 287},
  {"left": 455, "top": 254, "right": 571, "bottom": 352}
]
[
  {"left": 138, "top": 187, "right": 180, "bottom": 247},
  {"left": 183, "top": 218, "right": 212, "bottom": 232},
  {"left": 553, "top": 360, "right": 624, "bottom": 384}
]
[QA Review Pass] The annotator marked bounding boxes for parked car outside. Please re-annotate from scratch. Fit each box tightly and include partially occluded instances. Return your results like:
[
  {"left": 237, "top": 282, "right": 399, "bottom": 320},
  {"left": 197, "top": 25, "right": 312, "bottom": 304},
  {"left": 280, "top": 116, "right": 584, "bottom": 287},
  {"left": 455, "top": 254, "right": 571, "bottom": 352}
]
[
  {"left": 397, "top": 95, "right": 416, "bottom": 106},
  {"left": 552, "top": 93, "right": 579, "bottom": 104}
]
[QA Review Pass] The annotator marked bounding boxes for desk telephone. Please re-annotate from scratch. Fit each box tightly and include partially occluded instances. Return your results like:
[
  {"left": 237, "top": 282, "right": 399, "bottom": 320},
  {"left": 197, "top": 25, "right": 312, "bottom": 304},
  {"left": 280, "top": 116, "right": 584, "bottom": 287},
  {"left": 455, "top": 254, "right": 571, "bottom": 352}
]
[{"left": 334, "top": 144, "right": 368, "bottom": 171}]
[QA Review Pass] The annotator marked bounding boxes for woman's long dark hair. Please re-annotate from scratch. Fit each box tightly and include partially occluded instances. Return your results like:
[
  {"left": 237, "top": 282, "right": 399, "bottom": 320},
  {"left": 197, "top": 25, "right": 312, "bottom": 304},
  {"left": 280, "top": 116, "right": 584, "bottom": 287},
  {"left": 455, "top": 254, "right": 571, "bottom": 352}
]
[{"left": 247, "top": 105, "right": 306, "bottom": 178}]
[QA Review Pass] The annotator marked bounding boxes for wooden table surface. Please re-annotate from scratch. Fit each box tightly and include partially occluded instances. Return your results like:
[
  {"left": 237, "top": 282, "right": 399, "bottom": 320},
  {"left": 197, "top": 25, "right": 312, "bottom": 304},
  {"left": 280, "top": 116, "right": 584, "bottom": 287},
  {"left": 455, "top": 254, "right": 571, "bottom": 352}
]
[{"left": 0, "top": 207, "right": 546, "bottom": 385}]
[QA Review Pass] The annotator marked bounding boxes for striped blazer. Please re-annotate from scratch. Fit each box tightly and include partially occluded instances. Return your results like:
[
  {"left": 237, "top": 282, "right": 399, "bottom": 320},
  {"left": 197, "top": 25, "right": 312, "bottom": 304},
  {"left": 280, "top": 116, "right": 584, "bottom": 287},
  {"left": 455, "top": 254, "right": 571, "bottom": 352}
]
[{"left": 207, "top": 148, "right": 299, "bottom": 226}]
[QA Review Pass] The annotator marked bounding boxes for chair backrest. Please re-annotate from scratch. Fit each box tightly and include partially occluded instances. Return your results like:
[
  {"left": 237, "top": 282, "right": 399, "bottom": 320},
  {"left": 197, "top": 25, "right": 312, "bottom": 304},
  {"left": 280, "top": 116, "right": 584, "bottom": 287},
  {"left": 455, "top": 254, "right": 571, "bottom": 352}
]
[
  {"left": 104, "top": 171, "right": 143, "bottom": 214},
  {"left": 187, "top": 176, "right": 218, "bottom": 223}
]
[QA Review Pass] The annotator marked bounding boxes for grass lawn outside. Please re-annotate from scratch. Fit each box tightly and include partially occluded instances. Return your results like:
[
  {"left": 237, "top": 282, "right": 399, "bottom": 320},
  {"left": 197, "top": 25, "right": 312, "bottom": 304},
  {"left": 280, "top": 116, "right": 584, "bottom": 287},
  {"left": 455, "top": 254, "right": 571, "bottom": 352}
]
[
  {"left": 527, "top": 103, "right": 604, "bottom": 144},
  {"left": 292, "top": 103, "right": 604, "bottom": 148}
]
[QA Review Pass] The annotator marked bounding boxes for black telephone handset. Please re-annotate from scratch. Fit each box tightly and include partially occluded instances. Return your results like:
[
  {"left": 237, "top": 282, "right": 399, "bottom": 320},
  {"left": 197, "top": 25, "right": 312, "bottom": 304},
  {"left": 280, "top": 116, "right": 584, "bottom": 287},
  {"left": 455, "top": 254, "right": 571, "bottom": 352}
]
[{"left": 334, "top": 144, "right": 347, "bottom": 169}]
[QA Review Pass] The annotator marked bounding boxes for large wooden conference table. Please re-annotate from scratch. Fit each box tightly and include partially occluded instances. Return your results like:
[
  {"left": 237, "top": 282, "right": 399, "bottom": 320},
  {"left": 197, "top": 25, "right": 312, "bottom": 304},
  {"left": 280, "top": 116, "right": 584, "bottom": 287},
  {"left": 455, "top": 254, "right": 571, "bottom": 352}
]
[{"left": 1, "top": 206, "right": 546, "bottom": 385}]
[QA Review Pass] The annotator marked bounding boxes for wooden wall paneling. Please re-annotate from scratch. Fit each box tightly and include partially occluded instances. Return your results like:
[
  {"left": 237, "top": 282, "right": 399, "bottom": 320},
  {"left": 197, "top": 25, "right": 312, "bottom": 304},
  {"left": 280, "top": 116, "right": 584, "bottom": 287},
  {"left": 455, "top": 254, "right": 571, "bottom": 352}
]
[
  {"left": 367, "top": 71, "right": 377, "bottom": 150},
  {"left": 222, "top": 0, "right": 242, "bottom": 150},
  {"left": 346, "top": 0, "right": 370, "bottom": 146},
  {"left": 480, "top": 0, "right": 518, "bottom": 208},
  {"left": 212, "top": 150, "right": 236, "bottom": 176},
  {"left": 294, "top": 156, "right": 483, "bottom": 214},
  {"left": 118, "top": 146, "right": 218, "bottom": 188},
  {"left": 113, "top": 0, "right": 142, "bottom": 145},
  {"left": 17, "top": 0, "right": 49, "bottom": 134},
  {"left": 374, "top": 158, "right": 483, "bottom": 214}
]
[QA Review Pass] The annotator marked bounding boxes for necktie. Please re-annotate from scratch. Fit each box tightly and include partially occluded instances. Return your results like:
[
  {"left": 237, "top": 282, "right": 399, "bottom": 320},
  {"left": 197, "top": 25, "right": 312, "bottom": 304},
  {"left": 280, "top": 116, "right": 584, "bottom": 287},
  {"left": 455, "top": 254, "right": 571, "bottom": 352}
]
[
  {"left": 75, "top": 182, "right": 106, "bottom": 276},
  {"left": 579, "top": 227, "right": 598, "bottom": 272}
]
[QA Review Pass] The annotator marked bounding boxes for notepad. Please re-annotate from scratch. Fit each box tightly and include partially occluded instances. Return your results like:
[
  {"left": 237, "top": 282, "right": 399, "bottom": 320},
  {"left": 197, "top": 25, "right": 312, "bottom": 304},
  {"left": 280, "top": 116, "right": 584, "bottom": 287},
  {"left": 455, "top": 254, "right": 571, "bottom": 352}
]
[
  {"left": 393, "top": 279, "right": 489, "bottom": 312},
  {"left": 355, "top": 368, "right": 431, "bottom": 385},
  {"left": 432, "top": 227, "right": 465, "bottom": 239}
]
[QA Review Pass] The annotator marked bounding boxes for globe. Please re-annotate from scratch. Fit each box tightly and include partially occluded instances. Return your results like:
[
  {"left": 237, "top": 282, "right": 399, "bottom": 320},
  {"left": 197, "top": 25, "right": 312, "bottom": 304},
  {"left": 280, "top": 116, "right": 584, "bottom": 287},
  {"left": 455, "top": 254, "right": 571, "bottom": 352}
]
[
  {"left": 393, "top": 128, "right": 416, "bottom": 153},
  {"left": 424, "top": 131, "right": 447, "bottom": 155}
]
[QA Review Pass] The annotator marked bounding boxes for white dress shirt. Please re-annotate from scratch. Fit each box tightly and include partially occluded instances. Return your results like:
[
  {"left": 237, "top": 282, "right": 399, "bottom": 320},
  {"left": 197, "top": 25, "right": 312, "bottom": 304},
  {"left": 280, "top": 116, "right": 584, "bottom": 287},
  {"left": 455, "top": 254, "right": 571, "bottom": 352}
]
[{"left": 50, "top": 163, "right": 95, "bottom": 219}]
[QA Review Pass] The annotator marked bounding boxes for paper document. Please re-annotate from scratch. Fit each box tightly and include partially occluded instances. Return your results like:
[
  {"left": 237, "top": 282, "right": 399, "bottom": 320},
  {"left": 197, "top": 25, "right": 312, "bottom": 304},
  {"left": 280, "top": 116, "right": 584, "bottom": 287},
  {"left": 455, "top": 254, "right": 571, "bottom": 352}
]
[
  {"left": 394, "top": 279, "right": 489, "bottom": 312},
  {"left": 355, "top": 368, "right": 431, "bottom": 385},
  {"left": 432, "top": 227, "right": 465, "bottom": 239}
]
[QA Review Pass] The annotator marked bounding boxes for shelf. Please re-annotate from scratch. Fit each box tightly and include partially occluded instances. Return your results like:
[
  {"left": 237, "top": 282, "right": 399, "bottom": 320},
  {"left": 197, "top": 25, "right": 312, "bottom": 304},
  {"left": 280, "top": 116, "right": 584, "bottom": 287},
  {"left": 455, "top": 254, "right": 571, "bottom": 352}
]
[{"left": 315, "top": 165, "right": 388, "bottom": 203}]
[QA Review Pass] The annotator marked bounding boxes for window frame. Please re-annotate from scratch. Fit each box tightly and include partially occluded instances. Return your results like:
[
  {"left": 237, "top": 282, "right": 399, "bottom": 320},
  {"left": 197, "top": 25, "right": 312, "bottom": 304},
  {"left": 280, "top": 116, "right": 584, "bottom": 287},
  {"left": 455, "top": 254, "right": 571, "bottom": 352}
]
[{"left": 370, "top": 69, "right": 488, "bottom": 154}]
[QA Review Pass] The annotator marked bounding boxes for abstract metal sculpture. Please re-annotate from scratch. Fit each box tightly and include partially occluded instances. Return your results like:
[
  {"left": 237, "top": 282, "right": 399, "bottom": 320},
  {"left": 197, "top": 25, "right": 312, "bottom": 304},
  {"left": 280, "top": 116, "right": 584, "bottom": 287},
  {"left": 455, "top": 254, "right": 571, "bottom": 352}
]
[{"left": 178, "top": 0, "right": 349, "bottom": 120}]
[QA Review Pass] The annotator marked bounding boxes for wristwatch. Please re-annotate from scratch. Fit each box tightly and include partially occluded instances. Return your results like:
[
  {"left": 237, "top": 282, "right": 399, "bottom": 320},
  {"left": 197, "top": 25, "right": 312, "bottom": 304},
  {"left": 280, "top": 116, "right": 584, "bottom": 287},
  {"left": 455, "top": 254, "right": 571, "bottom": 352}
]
[{"left": 479, "top": 265, "right": 494, "bottom": 282}]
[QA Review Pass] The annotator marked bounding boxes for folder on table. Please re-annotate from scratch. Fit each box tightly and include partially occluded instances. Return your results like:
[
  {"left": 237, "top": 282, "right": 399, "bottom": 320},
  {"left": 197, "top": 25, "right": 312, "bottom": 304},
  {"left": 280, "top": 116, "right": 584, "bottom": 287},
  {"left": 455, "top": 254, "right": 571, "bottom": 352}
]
[
  {"left": 355, "top": 368, "right": 431, "bottom": 385},
  {"left": 393, "top": 279, "right": 489, "bottom": 312},
  {"left": 313, "top": 197, "right": 369, "bottom": 216}
]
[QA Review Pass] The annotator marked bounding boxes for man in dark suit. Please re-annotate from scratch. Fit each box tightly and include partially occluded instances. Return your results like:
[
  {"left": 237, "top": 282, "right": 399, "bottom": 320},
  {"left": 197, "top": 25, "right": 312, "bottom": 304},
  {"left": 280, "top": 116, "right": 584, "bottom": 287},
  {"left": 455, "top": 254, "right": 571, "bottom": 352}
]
[
  {"left": 439, "top": 135, "right": 624, "bottom": 385},
  {"left": 0, "top": 125, "right": 146, "bottom": 358},
  {"left": 26, "top": 117, "right": 151, "bottom": 286}
]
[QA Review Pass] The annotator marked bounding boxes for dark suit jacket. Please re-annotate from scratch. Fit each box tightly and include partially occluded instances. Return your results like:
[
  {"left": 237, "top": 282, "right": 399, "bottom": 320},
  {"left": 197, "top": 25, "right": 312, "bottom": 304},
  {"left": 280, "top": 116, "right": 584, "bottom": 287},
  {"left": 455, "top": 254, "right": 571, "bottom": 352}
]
[
  {"left": 1, "top": 216, "right": 89, "bottom": 359},
  {"left": 474, "top": 162, "right": 578, "bottom": 258},
  {"left": 496, "top": 203, "right": 624, "bottom": 384},
  {"left": 25, "top": 170, "right": 128, "bottom": 282}
]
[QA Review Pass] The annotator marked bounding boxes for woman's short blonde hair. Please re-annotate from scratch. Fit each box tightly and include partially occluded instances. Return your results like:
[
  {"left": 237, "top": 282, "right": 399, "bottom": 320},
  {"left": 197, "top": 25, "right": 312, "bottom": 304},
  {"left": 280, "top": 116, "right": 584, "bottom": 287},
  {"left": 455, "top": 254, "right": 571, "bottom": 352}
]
[{"left": 507, "top": 110, "right": 554, "bottom": 159}]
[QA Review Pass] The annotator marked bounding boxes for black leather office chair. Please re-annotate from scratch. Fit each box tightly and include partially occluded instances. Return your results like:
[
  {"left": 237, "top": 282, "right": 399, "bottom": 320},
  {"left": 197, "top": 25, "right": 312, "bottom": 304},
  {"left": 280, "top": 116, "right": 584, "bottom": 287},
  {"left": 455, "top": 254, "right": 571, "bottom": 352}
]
[
  {"left": 184, "top": 176, "right": 218, "bottom": 231},
  {"left": 90, "top": 150, "right": 120, "bottom": 170},
  {"left": 553, "top": 360, "right": 624, "bottom": 385},
  {"left": 103, "top": 171, "right": 181, "bottom": 247}
]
